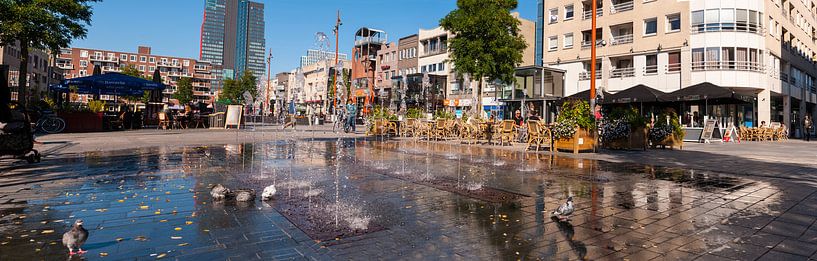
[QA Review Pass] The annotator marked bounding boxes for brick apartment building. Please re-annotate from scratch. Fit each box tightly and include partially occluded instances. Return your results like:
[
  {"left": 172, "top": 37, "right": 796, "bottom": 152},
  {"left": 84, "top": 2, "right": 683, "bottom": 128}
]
[{"left": 56, "top": 46, "right": 217, "bottom": 103}]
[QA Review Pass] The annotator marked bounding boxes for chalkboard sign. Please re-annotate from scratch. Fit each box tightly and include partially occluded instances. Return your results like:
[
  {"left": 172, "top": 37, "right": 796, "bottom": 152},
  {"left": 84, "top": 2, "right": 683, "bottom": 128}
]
[
  {"left": 225, "top": 105, "right": 243, "bottom": 129},
  {"left": 700, "top": 119, "right": 722, "bottom": 143},
  {"left": 723, "top": 125, "right": 740, "bottom": 143}
]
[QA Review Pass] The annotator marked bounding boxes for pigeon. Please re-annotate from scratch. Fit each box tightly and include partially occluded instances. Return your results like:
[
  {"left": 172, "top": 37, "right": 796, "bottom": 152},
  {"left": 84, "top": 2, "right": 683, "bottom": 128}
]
[
  {"left": 62, "top": 219, "right": 88, "bottom": 255},
  {"left": 234, "top": 189, "right": 256, "bottom": 202},
  {"left": 552, "top": 196, "right": 574, "bottom": 221},
  {"left": 210, "top": 184, "right": 231, "bottom": 200},
  {"left": 261, "top": 185, "right": 276, "bottom": 201}
]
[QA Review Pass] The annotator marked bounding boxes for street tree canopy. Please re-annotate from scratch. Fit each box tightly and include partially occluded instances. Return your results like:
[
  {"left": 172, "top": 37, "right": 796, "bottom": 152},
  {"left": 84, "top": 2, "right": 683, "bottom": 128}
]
[
  {"left": 220, "top": 71, "right": 257, "bottom": 104},
  {"left": 440, "top": 0, "right": 526, "bottom": 115},
  {"left": 172, "top": 77, "right": 194, "bottom": 105},
  {"left": 0, "top": 0, "right": 98, "bottom": 106}
]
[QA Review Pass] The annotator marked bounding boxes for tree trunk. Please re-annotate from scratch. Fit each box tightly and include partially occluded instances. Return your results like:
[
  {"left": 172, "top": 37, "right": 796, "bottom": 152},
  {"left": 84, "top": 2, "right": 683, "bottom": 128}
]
[{"left": 18, "top": 40, "right": 29, "bottom": 107}]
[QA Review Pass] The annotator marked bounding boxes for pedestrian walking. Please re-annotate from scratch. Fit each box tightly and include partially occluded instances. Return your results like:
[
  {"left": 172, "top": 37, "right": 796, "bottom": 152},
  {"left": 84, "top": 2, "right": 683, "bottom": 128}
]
[{"left": 805, "top": 115, "right": 812, "bottom": 141}]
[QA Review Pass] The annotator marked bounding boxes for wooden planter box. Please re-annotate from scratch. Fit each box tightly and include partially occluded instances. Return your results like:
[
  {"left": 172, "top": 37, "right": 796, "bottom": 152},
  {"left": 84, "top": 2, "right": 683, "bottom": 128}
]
[
  {"left": 61, "top": 112, "right": 103, "bottom": 133},
  {"left": 556, "top": 127, "right": 596, "bottom": 153},
  {"left": 650, "top": 134, "right": 684, "bottom": 150},
  {"left": 604, "top": 127, "right": 648, "bottom": 150}
]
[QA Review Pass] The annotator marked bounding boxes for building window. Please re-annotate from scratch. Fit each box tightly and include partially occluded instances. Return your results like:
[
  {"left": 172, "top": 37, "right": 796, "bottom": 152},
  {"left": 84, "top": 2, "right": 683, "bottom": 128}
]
[
  {"left": 80, "top": 60, "right": 88, "bottom": 67},
  {"left": 549, "top": 8, "right": 558, "bottom": 24},
  {"left": 644, "top": 18, "right": 658, "bottom": 35},
  {"left": 548, "top": 36, "right": 558, "bottom": 51},
  {"left": 421, "top": 65, "right": 427, "bottom": 73},
  {"left": 667, "top": 14, "right": 681, "bottom": 32},
  {"left": 149, "top": 57, "right": 155, "bottom": 63},
  {"left": 130, "top": 55, "right": 136, "bottom": 61},
  {"left": 120, "top": 54, "right": 127, "bottom": 61},
  {"left": 79, "top": 70, "right": 86, "bottom": 76},
  {"left": 565, "top": 5, "right": 574, "bottom": 20},
  {"left": 80, "top": 50, "right": 88, "bottom": 58},
  {"left": 139, "top": 65, "right": 145, "bottom": 71},
  {"left": 668, "top": 52, "right": 681, "bottom": 72},
  {"left": 645, "top": 55, "right": 658, "bottom": 74},
  {"left": 149, "top": 66, "right": 155, "bottom": 72},
  {"left": 140, "top": 56, "right": 147, "bottom": 62},
  {"left": 438, "top": 62, "right": 445, "bottom": 71},
  {"left": 563, "top": 33, "right": 574, "bottom": 48}
]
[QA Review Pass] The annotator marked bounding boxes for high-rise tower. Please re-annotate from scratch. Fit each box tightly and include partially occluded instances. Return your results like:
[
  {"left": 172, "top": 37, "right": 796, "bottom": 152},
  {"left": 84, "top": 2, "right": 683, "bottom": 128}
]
[{"left": 200, "top": 0, "right": 265, "bottom": 91}]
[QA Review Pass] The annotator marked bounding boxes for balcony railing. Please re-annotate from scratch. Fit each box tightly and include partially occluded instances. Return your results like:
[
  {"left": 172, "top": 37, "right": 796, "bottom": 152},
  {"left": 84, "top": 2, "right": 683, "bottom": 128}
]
[
  {"left": 582, "top": 8, "right": 603, "bottom": 20},
  {"left": 56, "top": 63, "right": 73, "bottom": 70},
  {"left": 610, "top": 67, "right": 635, "bottom": 78},
  {"left": 581, "top": 41, "right": 593, "bottom": 49},
  {"left": 643, "top": 65, "right": 659, "bottom": 75},
  {"left": 89, "top": 56, "right": 119, "bottom": 62},
  {"left": 610, "top": 34, "right": 633, "bottom": 45},
  {"left": 101, "top": 66, "right": 120, "bottom": 72},
  {"left": 690, "top": 24, "right": 764, "bottom": 35},
  {"left": 157, "top": 62, "right": 181, "bottom": 68},
  {"left": 610, "top": 1, "right": 634, "bottom": 14},
  {"left": 665, "top": 63, "right": 681, "bottom": 73},
  {"left": 578, "top": 71, "right": 602, "bottom": 80},
  {"left": 690, "top": 61, "right": 765, "bottom": 73}
]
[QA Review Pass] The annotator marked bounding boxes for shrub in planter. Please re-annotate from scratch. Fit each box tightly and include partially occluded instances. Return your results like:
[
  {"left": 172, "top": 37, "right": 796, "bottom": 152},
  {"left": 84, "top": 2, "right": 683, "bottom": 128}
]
[
  {"left": 649, "top": 111, "right": 684, "bottom": 149},
  {"left": 554, "top": 100, "right": 596, "bottom": 153},
  {"left": 602, "top": 107, "right": 647, "bottom": 145}
]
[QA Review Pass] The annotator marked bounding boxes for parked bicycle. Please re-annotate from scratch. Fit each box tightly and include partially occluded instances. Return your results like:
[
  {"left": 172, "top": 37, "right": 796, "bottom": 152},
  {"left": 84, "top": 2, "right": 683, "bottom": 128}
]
[{"left": 34, "top": 110, "right": 66, "bottom": 134}]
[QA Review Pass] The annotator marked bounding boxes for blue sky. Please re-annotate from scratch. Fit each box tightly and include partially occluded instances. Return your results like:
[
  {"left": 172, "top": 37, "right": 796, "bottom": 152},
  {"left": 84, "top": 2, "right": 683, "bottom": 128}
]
[{"left": 73, "top": 0, "right": 537, "bottom": 75}]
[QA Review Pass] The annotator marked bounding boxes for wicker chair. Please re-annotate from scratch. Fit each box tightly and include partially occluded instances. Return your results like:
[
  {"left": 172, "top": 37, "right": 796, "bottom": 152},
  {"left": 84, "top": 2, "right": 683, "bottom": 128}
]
[
  {"left": 498, "top": 120, "right": 516, "bottom": 146},
  {"left": 525, "top": 121, "right": 553, "bottom": 151},
  {"left": 403, "top": 118, "right": 417, "bottom": 137}
]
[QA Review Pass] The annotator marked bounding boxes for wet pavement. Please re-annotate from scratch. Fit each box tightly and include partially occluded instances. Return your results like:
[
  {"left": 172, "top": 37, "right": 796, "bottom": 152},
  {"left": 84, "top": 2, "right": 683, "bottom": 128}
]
[{"left": 1, "top": 139, "right": 817, "bottom": 260}]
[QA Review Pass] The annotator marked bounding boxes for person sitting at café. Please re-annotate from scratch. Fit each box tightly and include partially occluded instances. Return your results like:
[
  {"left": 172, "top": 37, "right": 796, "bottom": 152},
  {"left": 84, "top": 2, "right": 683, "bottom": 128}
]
[{"left": 760, "top": 121, "right": 767, "bottom": 128}]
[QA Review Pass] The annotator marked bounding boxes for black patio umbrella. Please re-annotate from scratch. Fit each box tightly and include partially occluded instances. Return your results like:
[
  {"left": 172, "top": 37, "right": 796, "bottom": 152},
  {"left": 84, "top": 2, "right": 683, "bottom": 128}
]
[
  {"left": 607, "top": 84, "right": 665, "bottom": 104},
  {"left": 565, "top": 89, "right": 613, "bottom": 101},
  {"left": 92, "top": 65, "right": 102, "bottom": 76},
  {"left": 607, "top": 84, "right": 667, "bottom": 114},
  {"left": 659, "top": 82, "right": 755, "bottom": 118},
  {"left": 659, "top": 82, "right": 754, "bottom": 104}
]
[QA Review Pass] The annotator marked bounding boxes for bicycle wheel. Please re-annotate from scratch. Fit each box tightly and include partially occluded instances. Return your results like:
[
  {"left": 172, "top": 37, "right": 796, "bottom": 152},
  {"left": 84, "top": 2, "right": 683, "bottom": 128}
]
[{"left": 41, "top": 117, "right": 66, "bottom": 134}]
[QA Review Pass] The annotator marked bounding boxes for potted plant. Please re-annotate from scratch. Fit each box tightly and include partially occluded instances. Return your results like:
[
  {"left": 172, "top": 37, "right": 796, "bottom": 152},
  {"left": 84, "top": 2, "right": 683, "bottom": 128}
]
[
  {"left": 602, "top": 107, "right": 648, "bottom": 150},
  {"left": 60, "top": 100, "right": 105, "bottom": 133},
  {"left": 553, "top": 100, "right": 596, "bottom": 153},
  {"left": 649, "top": 111, "right": 684, "bottom": 149}
]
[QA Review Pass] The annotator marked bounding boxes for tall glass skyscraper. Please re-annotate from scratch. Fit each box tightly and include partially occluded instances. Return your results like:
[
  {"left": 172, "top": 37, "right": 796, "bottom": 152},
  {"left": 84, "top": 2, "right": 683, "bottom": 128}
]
[{"left": 200, "top": 0, "right": 266, "bottom": 91}]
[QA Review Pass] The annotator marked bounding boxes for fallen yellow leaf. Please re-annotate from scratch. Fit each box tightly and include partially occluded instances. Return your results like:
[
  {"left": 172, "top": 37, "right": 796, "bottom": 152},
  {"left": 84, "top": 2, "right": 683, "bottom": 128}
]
[
  {"left": 41, "top": 230, "right": 54, "bottom": 234},
  {"left": 99, "top": 252, "right": 109, "bottom": 257},
  {"left": 157, "top": 253, "right": 167, "bottom": 259},
  {"left": 174, "top": 227, "right": 182, "bottom": 231},
  {"left": 159, "top": 220, "right": 168, "bottom": 223},
  {"left": 171, "top": 236, "right": 182, "bottom": 240},
  {"left": 177, "top": 243, "right": 189, "bottom": 247},
  {"left": 139, "top": 206, "right": 149, "bottom": 210},
  {"left": 185, "top": 221, "right": 193, "bottom": 225},
  {"left": 117, "top": 199, "right": 125, "bottom": 203},
  {"left": 154, "top": 211, "right": 161, "bottom": 215}
]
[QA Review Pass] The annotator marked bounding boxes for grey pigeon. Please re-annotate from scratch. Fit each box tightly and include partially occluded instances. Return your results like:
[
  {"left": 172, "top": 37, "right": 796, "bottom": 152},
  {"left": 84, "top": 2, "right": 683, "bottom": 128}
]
[
  {"left": 234, "top": 189, "right": 256, "bottom": 202},
  {"left": 62, "top": 219, "right": 88, "bottom": 255},
  {"left": 210, "top": 184, "right": 231, "bottom": 200},
  {"left": 552, "top": 196, "right": 574, "bottom": 221}
]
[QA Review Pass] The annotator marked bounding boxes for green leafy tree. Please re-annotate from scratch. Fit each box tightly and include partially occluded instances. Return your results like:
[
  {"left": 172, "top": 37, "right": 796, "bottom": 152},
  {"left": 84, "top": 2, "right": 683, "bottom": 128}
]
[
  {"left": 219, "top": 71, "right": 257, "bottom": 104},
  {"left": 238, "top": 71, "right": 258, "bottom": 102},
  {"left": 0, "top": 0, "right": 98, "bottom": 106},
  {"left": 440, "top": 0, "right": 527, "bottom": 115},
  {"left": 172, "top": 77, "right": 194, "bottom": 105}
]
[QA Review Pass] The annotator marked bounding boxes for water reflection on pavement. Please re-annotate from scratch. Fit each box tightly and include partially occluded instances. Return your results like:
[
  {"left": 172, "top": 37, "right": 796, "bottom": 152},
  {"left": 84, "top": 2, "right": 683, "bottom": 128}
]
[{"left": 1, "top": 139, "right": 811, "bottom": 260}]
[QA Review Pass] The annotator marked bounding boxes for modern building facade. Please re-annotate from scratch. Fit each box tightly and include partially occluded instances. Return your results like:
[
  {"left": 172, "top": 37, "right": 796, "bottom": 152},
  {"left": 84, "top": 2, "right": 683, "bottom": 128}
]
[
  {"left": 1, "top": 41, "right": 63, "bottom": 102},
  {"left": 540, "top": 0, "right": 817, "bottom": 136},
  {"left": 56, "top": 46, "right": 216, "bottom": 103},
  {"left": 200, "top": 0, "right": 266, "bottom": 90},
  {"left": 351, "top": 27, "right": 388, "bottom": 109},
  {"left": 374, "top": 42, "right": 398, "bottom": 108},
  {"left": 300, "top": 49, "right": 348, "bottom": 68}
]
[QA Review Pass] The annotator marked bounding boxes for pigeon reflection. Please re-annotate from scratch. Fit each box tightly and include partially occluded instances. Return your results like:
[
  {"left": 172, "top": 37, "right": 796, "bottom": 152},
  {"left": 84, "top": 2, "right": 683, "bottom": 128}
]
[{"left": 551, "top": 216, "right": 587, "bottom": 260}]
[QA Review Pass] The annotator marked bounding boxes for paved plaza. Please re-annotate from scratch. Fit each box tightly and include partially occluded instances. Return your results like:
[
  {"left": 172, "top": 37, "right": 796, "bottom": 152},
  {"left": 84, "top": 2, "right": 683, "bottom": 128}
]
[{"left": 1, "top": 126, "right": 817, "bottom": 260}]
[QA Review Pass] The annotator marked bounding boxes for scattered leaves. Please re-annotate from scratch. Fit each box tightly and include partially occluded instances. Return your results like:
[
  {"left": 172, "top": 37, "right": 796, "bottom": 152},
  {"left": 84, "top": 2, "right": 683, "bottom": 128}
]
[
  {"left": 177, "top": 243, "right": 189, "bottom": 247},
  {"left": 185, "top": 221, "right": 193, "bottom": 225},
  {"left": 171, "top": 236, "right": 182, "bottom": 240},
  {"left": 156, "top": 253, "right": 167, "bottom": 259},
  {"left": 174, "top": 227, "right": 182, "bottom": 231},
  {"left": 100, "top": 252, "right": 109, "bottom": 257},
  {"left": 139, "top": 206, "right": 149, "bottom": 210},
  {"left": 41, "top": 230, "right": 54, "bottom": 234}
]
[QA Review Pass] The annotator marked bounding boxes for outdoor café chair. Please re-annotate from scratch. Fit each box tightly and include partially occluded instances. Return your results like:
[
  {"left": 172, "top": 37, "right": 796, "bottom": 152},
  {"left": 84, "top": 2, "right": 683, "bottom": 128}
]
[
  {"left": 157, "top": 112, "right": 170, "bottom": 130},
  {"left": 403, "top": 118, "right": 417, "bottom": 137},
  {"left": 498, "top": 120, "right": 516, "bottom": 146}
]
